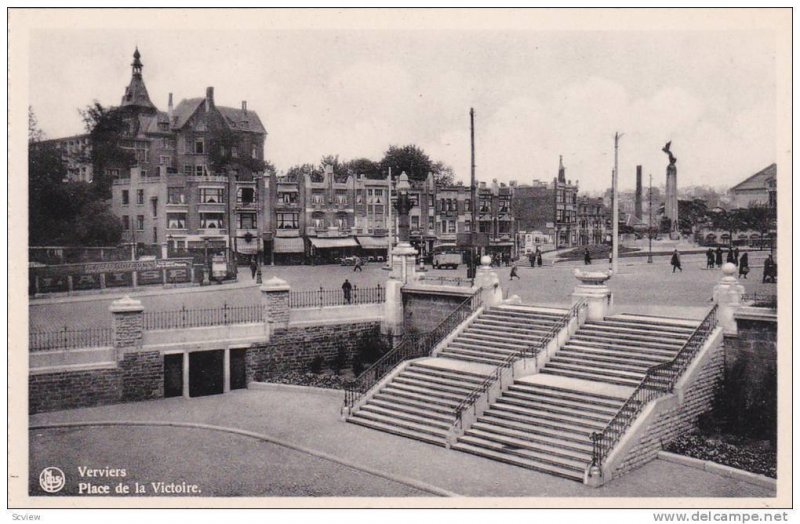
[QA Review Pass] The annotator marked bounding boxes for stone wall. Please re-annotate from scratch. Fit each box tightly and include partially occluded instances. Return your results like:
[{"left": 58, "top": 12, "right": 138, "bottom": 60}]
[
  {"left": 724, "top": 308, "right": 777, "bottom": 386},
  {"left": 29, "top": 367, "right": 122, "bottom": 414},
  {"left": 402, "top": 288, "right": 475, "bottom": 335},
  {"left": 120, "top": 351, "right": 164, "bottom": 402},
  {"left": 247, "top": 321, "right": 380, "bottom": 381},
  {"left": 612, "top": 337, "right": 725, "bottom": 479}
]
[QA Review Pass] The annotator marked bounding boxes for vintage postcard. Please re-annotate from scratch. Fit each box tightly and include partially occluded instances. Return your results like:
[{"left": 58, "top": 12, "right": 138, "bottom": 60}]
[{"left": 7, "top": 7, "right": 792, "bottom": 512}]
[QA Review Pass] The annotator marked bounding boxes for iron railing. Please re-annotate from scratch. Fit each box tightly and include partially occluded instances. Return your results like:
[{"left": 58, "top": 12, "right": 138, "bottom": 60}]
[
  {"left": 590, "top": 305, "right": 719, "bottom": 469},
  {"left": 741, "top": 292, "right": 777, "bottom": 309},
  {"left": 419, "top": 276, "right": 471, "bottom": 287},
  {"left": 288, "top": 285, "right": 384, "bottom": 308},
  {"left": 29, "top": 326, "right": 113, "bottom": 352},
  {"left": 453, "top": 299, "right": 587, "bottom": 430},
  {"left": 143, "top": 303, "right": 265, "bottom": 330},
  {"left": 344, "top": 292, "right": 482, "bottom": 409}
]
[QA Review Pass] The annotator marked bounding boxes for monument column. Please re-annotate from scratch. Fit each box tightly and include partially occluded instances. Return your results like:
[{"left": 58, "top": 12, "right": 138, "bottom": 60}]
[{"left": 662, "top": 141, "right": 679, "bottom": 240}]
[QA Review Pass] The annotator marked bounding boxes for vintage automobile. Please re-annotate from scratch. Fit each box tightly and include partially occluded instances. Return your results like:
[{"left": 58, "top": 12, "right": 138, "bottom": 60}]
[
  {"left": 340, "top": 256, "right": 360, "bottom": 266},
  {"left": 432, "top": 251, "right": 461, "bottom": 270}
]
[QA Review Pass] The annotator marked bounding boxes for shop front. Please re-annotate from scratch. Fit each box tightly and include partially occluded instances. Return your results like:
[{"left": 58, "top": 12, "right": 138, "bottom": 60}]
[{"left": 308, "top": 237, "right": 359, "bottom": 265}]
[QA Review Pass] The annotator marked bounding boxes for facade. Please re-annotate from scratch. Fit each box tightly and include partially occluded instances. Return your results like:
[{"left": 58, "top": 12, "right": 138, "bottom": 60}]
[
  {"left": 729, "top": 163, "right": 777, "bottom": 209},
  {"left": 104, "top": 49, "right": 268, "bottom": 263},
  {"left": 577, "top": 196, "right": 609, "bottom": 246},
  {"left": 33, "top": 134, "right": 93, "bottom": 182},
  {"left": 553, "top": 157, "right": 579, "bottom": 248}
]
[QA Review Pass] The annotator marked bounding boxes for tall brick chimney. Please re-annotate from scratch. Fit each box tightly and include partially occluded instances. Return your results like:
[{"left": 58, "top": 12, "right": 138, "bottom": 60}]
[
  {"left": 635, "top": 165, "right": 643, "bottom": 220},
  {"left": 167, "top": 92, "right": 173, "bottom": 122},
  {"left": 205, "top": 86, "right": 214, "bottom": 111},
  {"left": 242, "top": 100, "right": 247, "bottom": 113}
]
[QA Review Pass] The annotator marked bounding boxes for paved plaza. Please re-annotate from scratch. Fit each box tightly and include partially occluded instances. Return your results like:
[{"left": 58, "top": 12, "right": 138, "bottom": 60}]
[
  {"left": 29, "top": 387, "right": 776, "bottom": 499},
  {"left": 29, "top": 250, "right": 776, "bottom": 329}
]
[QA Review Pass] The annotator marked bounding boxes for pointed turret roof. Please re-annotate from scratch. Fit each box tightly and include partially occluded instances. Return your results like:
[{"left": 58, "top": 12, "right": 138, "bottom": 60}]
[
  {"left": 557, "top": 155, "right": 566, "bottom": 183},
  {"left": 120, "top": 47, "right": 157, "bottom": 114}
]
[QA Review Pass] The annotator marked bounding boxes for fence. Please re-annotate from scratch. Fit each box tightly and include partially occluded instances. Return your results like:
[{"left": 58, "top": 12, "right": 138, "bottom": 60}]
[
  {"left": 419, "top": 276, "right": 472, "bottom": 287},
  {"left": 288, "top": 285, "right": 384, "bottom": 309},
  {"left": 453, "top": 298, "right": 588, "bottom": 430},
  {"left": 344, "top": 292, "right": 482, "bottom": 409},
  {"left": 143, "top": 303, "right": 265, "bottom": 330},
  {"left": 590, "top": 305, "right": 719, "bottom": 470},
  {"left": 742, "top": 292, "right": 777, "bottom": 308},
  {"left": 29, "top": 326, "right": 113, "bottom": 352}
]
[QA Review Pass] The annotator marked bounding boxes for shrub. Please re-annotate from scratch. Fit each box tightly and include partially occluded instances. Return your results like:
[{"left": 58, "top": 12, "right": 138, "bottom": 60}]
[
  {"left": 332, "top": 347, "right": 348, "bottom": 376},
  {"left": 352, "top": 357, "right": 364, "bottom": 377},
  {"left": 308, "top": 356, "right": 324, "bottom": 374}
]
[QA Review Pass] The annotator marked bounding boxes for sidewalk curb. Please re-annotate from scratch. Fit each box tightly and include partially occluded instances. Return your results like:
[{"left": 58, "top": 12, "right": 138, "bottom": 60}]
[
  {"left": 29, "top": 420, "right": 458, "bottom": 497},
  {"left": 657, "top": 451, "right": 776, "bottom": 490},
  {"left": 248, "top": 381, "right": 344, "bottom": 398}
]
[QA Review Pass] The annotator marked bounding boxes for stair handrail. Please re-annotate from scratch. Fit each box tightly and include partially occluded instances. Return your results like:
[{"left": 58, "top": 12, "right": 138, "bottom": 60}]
[
  {"left": 590, "top": 304, "right": 719, "bottom": 470},
  {"left": 452, "top": 298, "right": 588, "bottom": 430},
  {"left": 343, "top": 292, "right": 482, "bottom": 410}
]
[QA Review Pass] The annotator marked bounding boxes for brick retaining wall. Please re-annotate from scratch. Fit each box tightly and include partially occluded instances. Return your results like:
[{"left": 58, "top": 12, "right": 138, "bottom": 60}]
[
  {"left": 612, "top": 339, "right": 725, "bottom": 479},
  {"left": 120, "top": 351, "right": 164, "bottom": 402},
  {"left": 29, "top": 367, "right": 122, "bottom": 414},
  {"left": 246, "top": 321, "right": 380, "bottom": 382},
  {"left": 402, "top": 289, "right": 474, "bottom": 335}
]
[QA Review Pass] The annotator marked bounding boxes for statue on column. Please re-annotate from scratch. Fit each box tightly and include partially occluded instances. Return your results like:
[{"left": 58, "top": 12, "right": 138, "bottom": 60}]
[{"left": 662, "top": 141, "right": 680, "bottom": 240}]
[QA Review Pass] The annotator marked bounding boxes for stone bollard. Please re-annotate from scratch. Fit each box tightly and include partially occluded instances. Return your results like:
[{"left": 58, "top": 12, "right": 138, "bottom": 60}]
[
  {"left": 713, "top": 262, "right": 745, "bottom": 336},
  {"left": 572, "top": 269, "right": 614, "bottom": 322},
  {"left": 474, "top": 255, "right": 503, "bottom": 308},
  {"left": 109, "top": 295, "right": 144, "bottom": 359},
  {"left": 261, "top": 276, "right": 291, "bottom": 335}
]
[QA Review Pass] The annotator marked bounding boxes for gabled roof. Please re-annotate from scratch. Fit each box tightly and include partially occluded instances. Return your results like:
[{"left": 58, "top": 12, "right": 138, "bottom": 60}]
[
  {"left": 171, "top": 98, "right": 205, "bottom": 129},
  {"left": 169, "top": 99, "right": 266, "bottom": 135},
  {"left": 731, "top": 163, "right": 777, "bottom": 192},
  {"left": 138, "top": 111, "right": 171, "bottom": 135}
]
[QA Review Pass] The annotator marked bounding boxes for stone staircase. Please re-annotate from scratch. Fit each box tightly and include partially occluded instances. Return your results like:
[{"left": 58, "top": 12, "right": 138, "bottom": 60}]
[
  {"left": 346, "top": 304, "right": 570, "bottom": 445},
  {"left": 437, "top": 305, "right": 569, "bottom": 366},
  {"left": 541, "top": 314, "right": 700, "bottom": 387},
  {"left": 452, "top": 314, "right": 701, "bottom": 480}
]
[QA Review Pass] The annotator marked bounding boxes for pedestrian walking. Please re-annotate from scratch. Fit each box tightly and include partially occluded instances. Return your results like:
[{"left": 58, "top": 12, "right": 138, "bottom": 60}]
[
  {"left": 529, "top": 253, "right": 536, "bottom": 268},
  {"left": 733, "top": 247, "right": 740, "bottom": 265},
  {"left": 353, "top": 256, "right": 363, "bottom": 272},
  {"left": 536, "top": 249, "right": 543, "bottom": 267},
  {"left": 670, "top": 249, "right": 682, "bottom": 273},
  {"left": 706, "top": 248, "right": 715, "bottom": 269},
  {"left": 249, "top": 257, "right": 258, "bottom": 279},
  {"left": 763, "top": 254, "right": 776, "bottom": 283},
  {"left": 726, "top": 248, "right": 735, "bottom": 265},
  {"left": 583, "top": 248, "right": 592, "bottom": 265},
  {"left": 510, "top": 263, "right": 520, "bottom": 280},
  {"left": 738, "top": 252, "right": 749, "bottom": 279},
  {"left": 715, "top": 246, "right": 723, "bottom": 268},
  {"left": 342, "top": 279, "right": 353, "bottom": 303}
]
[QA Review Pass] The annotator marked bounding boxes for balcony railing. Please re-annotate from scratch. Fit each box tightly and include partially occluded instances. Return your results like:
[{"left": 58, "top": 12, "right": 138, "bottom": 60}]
[
  {"left": 288, "top": 285, "right": 384, "bottom": 309},
  {"left": 29, "top": 326, "right": 113, "bottom": 352}
]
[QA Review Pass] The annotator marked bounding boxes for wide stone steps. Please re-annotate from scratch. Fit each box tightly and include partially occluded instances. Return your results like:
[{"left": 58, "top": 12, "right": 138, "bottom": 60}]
[
  {"left": 463, "top": 428, "right": 592, "bottom": 463},
  {"left": 540, "top": 366, "right": 643, "bottom": 388},
  {"left": 457, "top": 433, "right": 589, "bottom": 470},
  {"left": 453, "top": 336, "right": 528, "bottom": 352},
  {"left": 438, "top": 350, "right": 508, "bottom": 367},
  {"left": 508, "top": 383, "right": 628, "bottom": 409},
  {"left": 452, "top": 441, "right": 585, "bottom": 480},
  {"left": 468, "top": 421, "right": 594, "bottom": 455},
  {"left": 570, "top": 333, "right": 683, "bottom": 351},
  {"left": 495, "top": 396, "right": 615, "bottom": 423},
  {"left": 348, "top": 416, "right": 449, "bottom": 447},
  {"left": 358, "top": 404, "right": 453, "bottom": 429},
  {"left": 582, "top": 322, "right": 695, "bottom": 338},
  {"left": 457, "top": 332, "right": 535, "bottom": 348},
  {"left": 447, "top": 341, "right": 520, "bottom": 357},
  {"left": 468, "top": 325, "right": 550, "bottom": 339},
  {"left": 565, "top": 338, "right": 680, "bottom": 357},
  {"left": 603, "top": 315, "right": 700, "bottom": 331},
  {"left": 393, "top": 376, "right": 477, "bottom": 396},
  {"left": 548, "top": 355, "right": 655, "bottom": 375},
  {"left": 558, "top": 346, "right": 669, "bottom": 366},
  {"left": 487, "top": 404, "right": 608, "bottom": 432}
]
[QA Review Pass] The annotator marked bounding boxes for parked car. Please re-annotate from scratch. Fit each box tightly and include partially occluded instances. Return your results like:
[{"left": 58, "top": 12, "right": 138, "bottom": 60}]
[
  {"left": 432, "top": 252, "right": 461, "bottom": 269},
  {"left": 340, "top": 256, "right": 358, "bottom": 266}
]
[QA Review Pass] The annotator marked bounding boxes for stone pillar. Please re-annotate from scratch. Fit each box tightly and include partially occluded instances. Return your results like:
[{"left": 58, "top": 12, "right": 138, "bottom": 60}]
[
  {"left": 474, "top": 255, "right": 503, "bottom": 308},
  {"left": 223, "top": 348, "right": 231, "bottom": 393},
  {"left": 572, "top": 269, "right": 613, "bottom": 322},
  {"left": 382, "top": 242, "right": 419, "bottom": 342},
  {"left": 261, "top": 276, "right": 290, "bottom": 335},
  {"left": 109, "top": 295, "right": 145, "bottom": 358},
  {"left": 182, "top": 351, "right": 190, "bottom": 398},
  {"left": 161, "top": 242, "right": 169, "bottom": 260},
  {"left": 713, "top": 262, "right": 745, "bottom": 335}
]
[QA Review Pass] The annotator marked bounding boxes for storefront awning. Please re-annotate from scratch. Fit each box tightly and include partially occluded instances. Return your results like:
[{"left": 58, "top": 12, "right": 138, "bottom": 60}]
[
  {"left": 274, "top": 237, "right": 305, "bottom": 253},
  {"left": 235, "top": 241, "right": 259, "bottom": 255},
  {"left": 309, "top": 237, "right": 359, "bottom": 249},
  {"left": 357, "top": 236, "right": 390, "bottom": 249}
]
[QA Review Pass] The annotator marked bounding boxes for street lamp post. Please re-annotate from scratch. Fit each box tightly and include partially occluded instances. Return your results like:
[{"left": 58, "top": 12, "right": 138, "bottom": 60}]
[
  {"left": 648, "top": 174, "right": 653, "bottom": 263},
  {"left": 203, "top": 238, "right": 210, "bottom": 286}
]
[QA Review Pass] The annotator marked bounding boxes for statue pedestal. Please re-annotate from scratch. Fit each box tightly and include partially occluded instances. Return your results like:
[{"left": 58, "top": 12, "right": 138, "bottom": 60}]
[
  {"left": 382, "top": 242, "right": 419, "bottom": 341},
  {"left": 713, "top": 263, "right": 745, "bottom": 335},
  {"left": 571, "top": 269, "right": 614, "bottom": 321},
  {"left": 474, "top": 256, "right": 503, "bottom": 308}
]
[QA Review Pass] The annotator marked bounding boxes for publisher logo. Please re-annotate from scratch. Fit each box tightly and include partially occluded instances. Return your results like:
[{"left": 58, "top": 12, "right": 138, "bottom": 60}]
[{"left": 39, "top": 467, "right": 65, "bottom": 493}]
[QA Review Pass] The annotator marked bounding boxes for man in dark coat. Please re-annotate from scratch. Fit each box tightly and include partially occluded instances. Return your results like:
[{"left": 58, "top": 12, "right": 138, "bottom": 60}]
[
  {"left": 763, "top": 254, "right": 776, "bottom": 283},
  {"left": 342, "top": 279, "right": 353, "bottom": 303},
  {"left": 536, "top": 248, "right": 543, "bottom": 267},
  {"left": 584, "top": 248, "right": 592, "bottom": 265},
  {"left": 706, "top": 248, "right": 715, "bottom": 269},
  {"left": 250, "top": 257, "right": 258, "bottom": 279},
  {"left": 715, "top": 246, "right": 724, "bottom": 267},
  {"left": 738, "top": 252, "right": 749, "bottom": 279},
  {"left": 726, "top": 248, "right": 735, "bottom": 265},
  {"left": 670, "top": 249, "right": 682, "bottom": 273}
]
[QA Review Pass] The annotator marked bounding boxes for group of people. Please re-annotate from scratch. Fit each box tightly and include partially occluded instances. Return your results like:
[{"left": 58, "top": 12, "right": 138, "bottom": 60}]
[{"left": 528, "top": 248, "right": 544, "bottom": 268}]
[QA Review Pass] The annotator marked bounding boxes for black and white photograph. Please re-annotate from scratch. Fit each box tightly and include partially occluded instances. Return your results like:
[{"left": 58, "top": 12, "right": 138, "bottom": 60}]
[{"left": 8, "top": 7, "right": 791, "bottom": 512}]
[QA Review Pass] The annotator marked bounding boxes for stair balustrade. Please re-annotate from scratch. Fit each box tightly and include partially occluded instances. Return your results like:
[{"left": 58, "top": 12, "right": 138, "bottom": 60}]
[
  {"left": 343, "top": 292, "right": 482, "bottom": 410},
  {"left": 590, "top": 304, "right": 719, "bottom": 470},
  {"left": 452, "top": 299, "right": 588, "bottom": 432}
]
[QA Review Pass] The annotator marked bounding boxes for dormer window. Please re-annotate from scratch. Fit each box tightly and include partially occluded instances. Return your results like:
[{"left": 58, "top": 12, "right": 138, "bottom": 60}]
[{"left": 194, "top": 139, "right": 204, "bottom": 154}]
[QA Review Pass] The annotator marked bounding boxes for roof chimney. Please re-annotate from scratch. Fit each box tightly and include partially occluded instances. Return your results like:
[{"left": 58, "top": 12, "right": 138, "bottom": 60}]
[
  {"left": 167, "top": 92, "right": 174, "bottom": 122},
  {"left": 205, "top": 87, "right": 214, "bottom": 111},
  {"left": 242, "top": 100, "right": 247, "bottom": 113}
]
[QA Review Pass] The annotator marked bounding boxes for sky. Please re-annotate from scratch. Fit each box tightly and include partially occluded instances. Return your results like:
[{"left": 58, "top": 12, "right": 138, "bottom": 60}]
[{"left": 27, "top": 23, "right": 778, "bottom": 193}]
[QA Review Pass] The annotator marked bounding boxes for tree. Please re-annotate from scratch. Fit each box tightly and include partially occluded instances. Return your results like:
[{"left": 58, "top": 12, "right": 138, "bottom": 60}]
[
  {"left": 678, "top": 198, "right": 709, "bottom": 234},
  {"left": 207, "top": 117, "right": 267, "bottom": 175},
  {"left": 343, "top": 157, "right": 380, "bottom": 178},
  {"left": 28, "top": 106, "right": 44, "bottom": 144},
  {"left": 285, "top": 163, "right": 321, "bottom": 181},
  {"left": 380, "top": 144, "right": 436, "bottom": 181},
  {"left": 80, "top": 102, "right": 135, "bottom": 199},
  {"left": 432, "top": 160, "right": 455, "bottom": 186}
]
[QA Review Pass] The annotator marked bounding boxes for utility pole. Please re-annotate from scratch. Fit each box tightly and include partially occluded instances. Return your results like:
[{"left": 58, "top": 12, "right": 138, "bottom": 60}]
[
  {"left": 612, "top": 132, "right": 621, "bottom": 274},
  {"left": 385, "top": 166, "right": 392, "bottom": 269},
  {"left": 470, "top": 107, "right": 477, "bottom": 281},
  {"left": 648, "top": 173, "right": 653, "bottom": 263}
]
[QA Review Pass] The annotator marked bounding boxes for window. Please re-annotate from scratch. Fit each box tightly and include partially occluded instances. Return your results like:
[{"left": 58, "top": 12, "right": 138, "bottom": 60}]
[
  {"left": 160, "top": 155, "right": 171, "bottom": 165},
  {"left": 465, "top": 199, "right": 471, "bottom": 212},
  {"left": 480, "top": 199, "right": 490, "bottom": 213},
  {"left": 200, "top": 188, "right": 225, "bottom": 203},
  {"left": 200, "top": 213, "right": 225, "bottom": 229},
  {"left": 411, "top": 216, "right": 419, "bottom": 229},
  {"left": 237, "top": 213, "right": 257, "bottom": 229},
  {"left": 311, "top": 192, "right": 325, "bottom": 205},
  {"left": 184, "top": 165, "right": 193, "bottom": 175},
  {"left": 122, "top": 190, "right": 129, "bottom": 205},
  {"left": 336, "top": 190, "right": 347, "bottom": 205},
  {"left": 151, "top": 198, "right": 158, "bottom": 218},
  {"left": 277, "top": 213, "right": 299, "bottom": 229},
  {"left": 479, "top": 221, "right": 490, "bottom": 233},
  {"left": 278, "top": 191, "right": 297, "bottom": 205},
  {"left": 237, "top": 187, "right": 256, "bottom": 205},
  {"left": 464, "top": 220, "right": 471, "bottom": 233},
  {"left": 108, "top": 169, "right": 120, "bottom": 178},
  {"left": 231, "top": 146, "right": 238, "bottom": 158},
  {"left": 153, "top": 227, "right": 158, "bottom": 243},
  {"left": 194, "top": 139, "right": 204, "bottom": 154},
  {"left": 141, "top": 169, "right": 148, "bottom": 178},
  {"left": 313, "top": 218, "right": 325, "bottom": 229},
  {"left": 136, "top": 215, "right": 145, "bottom": 231},
  {"left": 336, "top": 216, "right": 348, "bottom": 229},
  {"left": 499, "top": 198, "right": 510, "bottom": 213},
  {"left": 447, "top": 220, "right": 456, "bottom": 233},
  {"left": 195, "top": 165, "right": 206, "bottom": 177},
  {"left": 167, "top": 213, "right": 187, "bottom": 229},
  {"left": 122, "top": 215, "right": 130, "bottom": 230},
  {"left": 167, "top": 187, "right": 185, "bottom": 205},
  {"left": 251, "top": 145, "right": 258, "bottom": 159},
  {"left": 137, "top": 190, "right": 144, "bottom": 205},
  {"left": 356, "top": 190, "right": 363, "bottom": 205}
]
